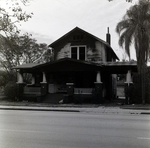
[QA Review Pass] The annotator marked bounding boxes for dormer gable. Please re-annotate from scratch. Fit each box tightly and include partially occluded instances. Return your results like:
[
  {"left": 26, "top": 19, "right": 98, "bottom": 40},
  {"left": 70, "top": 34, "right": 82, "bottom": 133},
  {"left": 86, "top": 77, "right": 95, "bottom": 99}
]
[{"left": 49, "top": 27, "right": 119, "bottom": 62}]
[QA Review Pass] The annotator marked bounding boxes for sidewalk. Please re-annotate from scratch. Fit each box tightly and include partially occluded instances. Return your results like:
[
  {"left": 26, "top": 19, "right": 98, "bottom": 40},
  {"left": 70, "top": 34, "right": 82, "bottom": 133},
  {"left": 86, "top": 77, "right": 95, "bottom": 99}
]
[{"left": 0, "top": 101, "right": 150, "bottom": 115}]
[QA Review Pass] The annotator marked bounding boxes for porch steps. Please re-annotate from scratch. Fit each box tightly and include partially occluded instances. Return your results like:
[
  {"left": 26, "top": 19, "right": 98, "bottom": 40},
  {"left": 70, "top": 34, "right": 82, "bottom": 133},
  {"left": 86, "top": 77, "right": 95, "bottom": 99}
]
[
  {"left": 113, "top": 98, "right": 125, "bottom": 105},
  {"left": 43, "top": 93, "right": 65, "bottom": 103}
]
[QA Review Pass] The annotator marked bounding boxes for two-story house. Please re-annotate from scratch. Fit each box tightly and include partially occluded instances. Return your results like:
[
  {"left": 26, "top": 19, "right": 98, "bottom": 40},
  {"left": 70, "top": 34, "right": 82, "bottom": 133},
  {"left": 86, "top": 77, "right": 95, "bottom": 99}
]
[{"left": 14, "top": 27, "right": 137, "bottom": 103}]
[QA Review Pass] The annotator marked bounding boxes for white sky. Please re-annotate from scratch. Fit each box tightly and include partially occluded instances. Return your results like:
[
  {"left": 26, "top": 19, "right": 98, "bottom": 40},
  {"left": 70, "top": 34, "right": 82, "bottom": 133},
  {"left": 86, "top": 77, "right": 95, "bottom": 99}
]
[{"left": 3, "top": 0, "right": 139, "bottom": 60}]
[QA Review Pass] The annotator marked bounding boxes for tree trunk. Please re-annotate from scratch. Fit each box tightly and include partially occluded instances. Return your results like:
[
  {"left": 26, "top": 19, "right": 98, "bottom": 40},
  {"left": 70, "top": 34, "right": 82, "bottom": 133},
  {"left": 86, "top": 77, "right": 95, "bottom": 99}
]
[{"left": 141, "top": 65, "right": 146, "bottom": 104}]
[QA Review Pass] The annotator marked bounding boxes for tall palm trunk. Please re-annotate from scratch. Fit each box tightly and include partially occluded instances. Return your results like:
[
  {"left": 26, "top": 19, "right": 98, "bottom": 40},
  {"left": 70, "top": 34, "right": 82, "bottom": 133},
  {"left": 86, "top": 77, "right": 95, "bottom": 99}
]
[{"left": 141, "top": 65, "right": 146, "bottom": 104}]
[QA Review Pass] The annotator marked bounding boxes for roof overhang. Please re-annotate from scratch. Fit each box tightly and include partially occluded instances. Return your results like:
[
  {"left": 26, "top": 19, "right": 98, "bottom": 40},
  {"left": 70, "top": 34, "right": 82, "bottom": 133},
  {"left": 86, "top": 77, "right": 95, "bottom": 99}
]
[
  {"left": 13, "top": 58, "right": 101, "bottom": 73},
  {"left": 13, "top": 59, "right": 137, "bottom": 74},
  {"left": 103, "top": 61, "right": 137, "bottom": 74}
]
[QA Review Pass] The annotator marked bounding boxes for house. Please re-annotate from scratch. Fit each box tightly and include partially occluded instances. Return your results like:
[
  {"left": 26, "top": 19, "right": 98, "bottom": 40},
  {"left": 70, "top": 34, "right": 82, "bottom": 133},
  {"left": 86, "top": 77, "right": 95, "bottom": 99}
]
[{"left": 14, "top": 27, "right": 137, "bottom": 104}]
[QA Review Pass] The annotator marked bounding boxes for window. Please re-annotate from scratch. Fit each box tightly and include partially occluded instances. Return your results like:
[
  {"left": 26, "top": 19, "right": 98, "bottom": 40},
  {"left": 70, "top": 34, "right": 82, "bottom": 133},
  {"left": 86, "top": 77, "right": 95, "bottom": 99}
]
[
  {"left": 79, "top": 47, "right": 85, "bottom": 60},
  {"left": 71, "top": 47, "right": 77, "bottom": 59},
  {"left": 71, "top": 46, "right": 86, "bottom": 60}
]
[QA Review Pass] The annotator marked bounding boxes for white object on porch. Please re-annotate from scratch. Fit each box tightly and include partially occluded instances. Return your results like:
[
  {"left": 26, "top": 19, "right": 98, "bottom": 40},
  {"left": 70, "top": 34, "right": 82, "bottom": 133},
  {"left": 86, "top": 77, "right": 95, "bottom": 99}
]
[{"left": 74, "top": 88, "right": 93, "bottom": 94}]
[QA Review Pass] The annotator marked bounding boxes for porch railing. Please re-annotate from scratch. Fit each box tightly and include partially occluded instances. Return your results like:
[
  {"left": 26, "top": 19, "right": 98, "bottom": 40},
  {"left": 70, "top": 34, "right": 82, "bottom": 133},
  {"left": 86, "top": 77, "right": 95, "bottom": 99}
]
[
  {"left": 23, "top": 87, "right": 41, "bottom": 95},
  {"left": 74, "top": 88, "right": 93, "bottom": 94}
]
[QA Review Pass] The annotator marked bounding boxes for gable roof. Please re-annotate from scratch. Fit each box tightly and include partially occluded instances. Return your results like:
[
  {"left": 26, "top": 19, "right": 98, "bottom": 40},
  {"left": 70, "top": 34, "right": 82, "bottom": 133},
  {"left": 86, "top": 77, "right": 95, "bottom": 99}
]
[
  {"left": 49, "top": 27, "right": 119, "bottom": 60},
  {"left": 49, "top": 27, "right": 109, "bottom": 47}
]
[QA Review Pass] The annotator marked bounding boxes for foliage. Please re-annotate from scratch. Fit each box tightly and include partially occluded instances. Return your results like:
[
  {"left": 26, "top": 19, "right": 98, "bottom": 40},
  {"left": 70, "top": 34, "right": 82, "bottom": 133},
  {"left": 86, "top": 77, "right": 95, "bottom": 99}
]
[
  {"left": 0, "top": 0, "right": 33, "bottom": 36},
  {"left": 0, "top": 33, "right": 52, "bottom": 86},
  {"left": 4, "top": 81, "right": 17, "bottom": 100},
  {"left": 0, "top": 33, "right": 51, "bottom": 70},
  {"left": 108, "top": 0, "right": 133, "bottom": 2},
  {"left": 116, "top": 0, "right": 150, "bottom": 104},
  {"left": 131, "top": 73, "right": 142, "bottom": 103},
  {"left": 0, "top": 71, "right": 10, "bottom": 88},
  {"left": 8, "top": 33, "right": 52, "bottom": 65},
  {"left": 116, "top": 0, "right": 150, "bottom": 64},
  {"left": 131, "top": 66, "right": 150, "bottom": 104}
]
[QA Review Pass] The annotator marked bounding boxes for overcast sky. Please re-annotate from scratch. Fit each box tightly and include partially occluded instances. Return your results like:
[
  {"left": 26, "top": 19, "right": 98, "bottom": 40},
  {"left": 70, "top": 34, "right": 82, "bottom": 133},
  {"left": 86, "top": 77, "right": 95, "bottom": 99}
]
[{"left": 5, "top": 0, "right": 139, "bottom": 60}]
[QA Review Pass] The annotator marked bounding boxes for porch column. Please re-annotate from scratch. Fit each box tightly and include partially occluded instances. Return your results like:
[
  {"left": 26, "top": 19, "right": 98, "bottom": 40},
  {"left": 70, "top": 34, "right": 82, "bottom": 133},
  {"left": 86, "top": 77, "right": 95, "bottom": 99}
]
[
  {"left": 31, "top": 74, "right": 35, "bottom": 84},
  {"left": 66, "top": 83, "right": 74, "bottom": 103},
  {"left": 41, "top": 72, "right": 47, "bottom": 83},
  {"left": 17, "top": 72, "right": 24, "bottom": 83},
  {"left": 124, "top": 70, "right": 133, "bottom": 104},
  {"left": 16, "top": 71, "right": 25, "bottom": 101},
  {"left": 96, "top": 71, "right": 102, "bottom": 83},
  {"left": 40, "top": 72, "right": 48, "bottom": 102},
  {"left": 125, "top": 70, "right": 133, "bottom": 84},
  {"left": 94, "top": 71, "right": 103, "bottom": 104}
]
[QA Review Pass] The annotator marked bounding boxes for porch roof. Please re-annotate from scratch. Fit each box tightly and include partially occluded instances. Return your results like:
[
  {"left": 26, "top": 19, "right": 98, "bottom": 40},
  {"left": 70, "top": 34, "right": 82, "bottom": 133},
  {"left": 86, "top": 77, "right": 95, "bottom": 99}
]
[
  {"left": 13, "top": 63, "right": 39, "bottom": 69},
  {"left": 13, "top": 58, "right": 137, "bottom": 74},
  {"left": 103, "top": 61, "right": 137, "bottom": 73},
  {"left": 13, "top": 58, "right": 101, "bottom": 72}
]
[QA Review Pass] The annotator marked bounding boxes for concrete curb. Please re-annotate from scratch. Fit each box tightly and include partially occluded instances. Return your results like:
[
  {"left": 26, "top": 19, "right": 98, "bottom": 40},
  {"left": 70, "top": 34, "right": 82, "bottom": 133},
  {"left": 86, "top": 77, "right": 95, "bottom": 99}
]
[
  {"left": 0, "top": 108, "right": 80, "bottom": 112},
  {"left": 0, "top": 106, "right": 80, "bottom": 112},
  {"left": 0, "top": 103, "right": 150, "bottom": 115},
  {"left": 140, "top": 112, "right": 150, "bottom": 115},
  {"left": 1, "top": 106, "right": 150, "bottom": 115}
]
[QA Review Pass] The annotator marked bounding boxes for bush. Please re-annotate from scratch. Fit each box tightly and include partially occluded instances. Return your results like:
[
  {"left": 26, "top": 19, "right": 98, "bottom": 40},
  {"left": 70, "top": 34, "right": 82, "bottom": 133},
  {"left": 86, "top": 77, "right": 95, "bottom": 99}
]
[
  {"left": 132, "top": 66, "right": 150, "bottom": 104},
  {"left": 0, "top": 71, "right": 9, "bottom": 88},
  {"left": 132, "top": 73, "right": 142, "bottom": 104},
  {"left": 4, "top": 81, "right": 17, "bottom": 101}
]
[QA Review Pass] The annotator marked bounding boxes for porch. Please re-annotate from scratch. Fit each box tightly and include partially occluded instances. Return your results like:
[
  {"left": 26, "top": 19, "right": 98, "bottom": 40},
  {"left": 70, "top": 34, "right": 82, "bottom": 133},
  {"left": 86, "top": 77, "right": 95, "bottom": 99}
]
[
  {"left": 22, "top": 84, "right": 94, "bottom": 103},
  {"left": 14, "top": 59, "right": 137, "bottom": 104}
]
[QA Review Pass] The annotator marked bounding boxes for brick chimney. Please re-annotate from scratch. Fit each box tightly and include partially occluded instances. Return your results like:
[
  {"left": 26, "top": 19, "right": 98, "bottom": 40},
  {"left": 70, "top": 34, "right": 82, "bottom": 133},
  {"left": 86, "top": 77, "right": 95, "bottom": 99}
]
[{"left": 106, "top": 27, "right": 111, "bottom": 45}]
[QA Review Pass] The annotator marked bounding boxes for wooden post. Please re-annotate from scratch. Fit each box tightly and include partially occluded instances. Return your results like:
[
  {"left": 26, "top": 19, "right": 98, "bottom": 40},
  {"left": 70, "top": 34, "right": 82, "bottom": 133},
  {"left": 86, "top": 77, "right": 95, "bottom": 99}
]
[
  {"left": 125, "top": 70, "right": 133, "bottom": 104},
  {"left": 16, "top": 72, "right": 25, "bottom": 101},
  {"left": 41, "top": 72, "right": 47, "bottom": 83},
  {"left": 94, "top": 71, "right": 103, "bottom": 104},
  {"left": 17, "top": 72, "right": 24, "bottom": 83},
  {"left": 31, "top": 74, "right": 35, "bottom": 84},
  {"left": 66, "top": 83, "right": 74, "bottom": 103},
  {"left": 40, "top": 72, "right": 48, "bottom": 102}
]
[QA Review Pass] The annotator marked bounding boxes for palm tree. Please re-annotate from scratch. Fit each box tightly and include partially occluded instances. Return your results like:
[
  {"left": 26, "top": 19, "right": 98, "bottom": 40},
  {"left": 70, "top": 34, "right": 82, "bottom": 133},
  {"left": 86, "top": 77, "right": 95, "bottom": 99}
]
[{"left": 116, "top": 0, "right": 150, "bottom": 104}]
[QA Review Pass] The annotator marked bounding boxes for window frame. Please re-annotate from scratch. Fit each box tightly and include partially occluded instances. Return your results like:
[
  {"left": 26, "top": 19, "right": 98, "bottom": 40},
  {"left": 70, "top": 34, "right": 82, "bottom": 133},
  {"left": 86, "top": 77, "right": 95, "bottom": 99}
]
[{"left": 70, "top": 45, "right": 86, "bottom": 60}]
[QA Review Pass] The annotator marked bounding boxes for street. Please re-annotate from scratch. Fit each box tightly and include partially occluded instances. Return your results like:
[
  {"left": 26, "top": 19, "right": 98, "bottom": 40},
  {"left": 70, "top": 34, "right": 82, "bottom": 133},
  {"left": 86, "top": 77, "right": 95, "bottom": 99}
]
[{"left": 0, "top": 110, "right": 150, "bottom": 148}]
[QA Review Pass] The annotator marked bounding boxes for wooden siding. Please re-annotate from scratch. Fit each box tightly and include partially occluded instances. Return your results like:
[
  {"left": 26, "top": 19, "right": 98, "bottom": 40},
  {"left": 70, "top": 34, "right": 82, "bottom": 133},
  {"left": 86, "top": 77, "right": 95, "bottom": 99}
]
[
  {"left": 56, "top": 43, "right": 71, "bottom": 60},
  {"left": 55, "top": 41, "right": 106, "bottom": 62}
]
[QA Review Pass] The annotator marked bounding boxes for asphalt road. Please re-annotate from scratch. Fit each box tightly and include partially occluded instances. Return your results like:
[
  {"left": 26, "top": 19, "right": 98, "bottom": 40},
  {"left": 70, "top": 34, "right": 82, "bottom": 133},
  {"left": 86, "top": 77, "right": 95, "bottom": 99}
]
[{"left": 0, "top": 110, "right": 150, "bottom": 148}]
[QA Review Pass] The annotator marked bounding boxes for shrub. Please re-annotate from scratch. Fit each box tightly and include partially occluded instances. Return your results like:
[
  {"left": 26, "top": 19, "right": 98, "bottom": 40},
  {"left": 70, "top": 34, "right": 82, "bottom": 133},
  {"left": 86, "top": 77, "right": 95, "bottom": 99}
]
[
  {"left": 132, "top": 66, "right": 150, "bottom": 104},
  {"left": 4, "top": 81, "right": 17, "bottom": 101},
  {"left": 132, "top": 73, "right": 142, "bottom": 104}
]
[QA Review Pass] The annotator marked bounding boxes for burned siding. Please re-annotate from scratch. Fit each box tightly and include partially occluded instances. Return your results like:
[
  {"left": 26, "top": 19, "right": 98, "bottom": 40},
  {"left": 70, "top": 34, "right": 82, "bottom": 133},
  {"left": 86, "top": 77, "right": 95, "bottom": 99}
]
[
  {"left": 55, "top": 40, "right": 106, "bottom": 62},
  {"left": 56, "top": 43, "right": 71, "bottom": 60}
]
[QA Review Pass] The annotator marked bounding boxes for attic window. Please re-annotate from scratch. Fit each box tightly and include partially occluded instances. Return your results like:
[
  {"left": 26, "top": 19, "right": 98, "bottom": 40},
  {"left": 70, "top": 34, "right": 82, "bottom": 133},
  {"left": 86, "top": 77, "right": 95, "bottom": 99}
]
[
  {"left": 73, "top": 34, "right": 84, "bottom": 41},
  {"left": 71, "top": 46, "right": 86, "bottom": 60}
]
